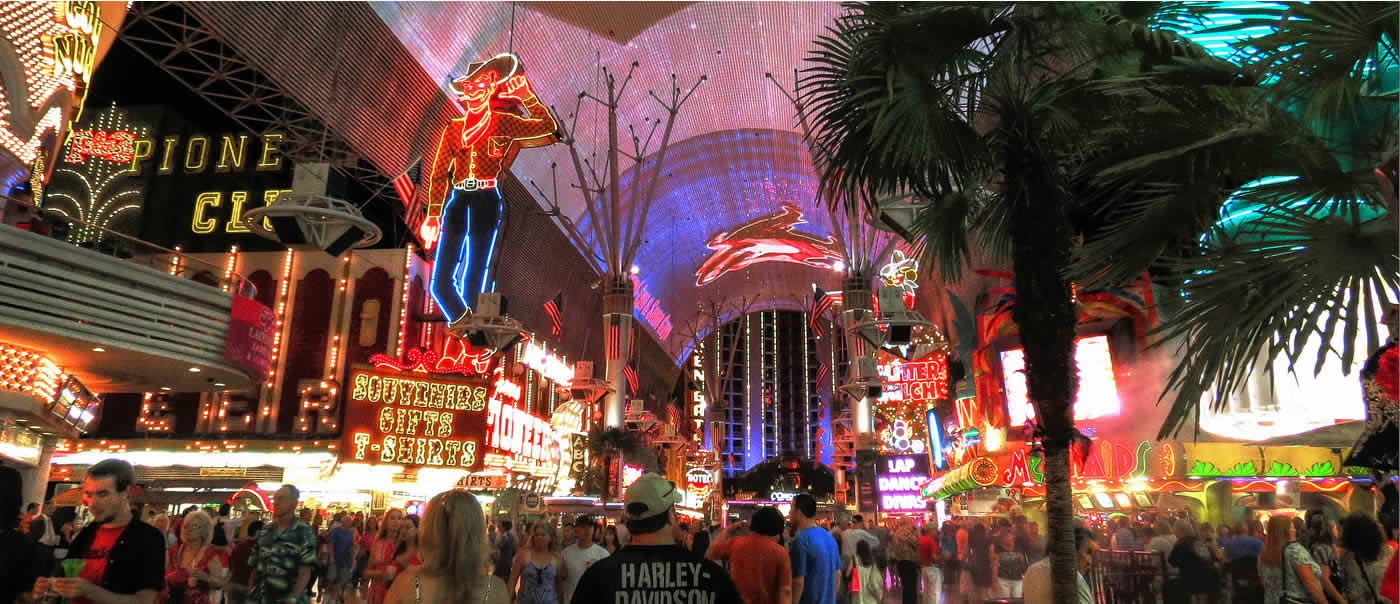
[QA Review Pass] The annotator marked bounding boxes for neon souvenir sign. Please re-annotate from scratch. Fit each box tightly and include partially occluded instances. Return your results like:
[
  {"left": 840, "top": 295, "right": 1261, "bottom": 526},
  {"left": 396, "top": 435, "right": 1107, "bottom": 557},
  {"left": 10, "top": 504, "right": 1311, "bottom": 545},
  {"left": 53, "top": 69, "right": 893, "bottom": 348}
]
[
  {"left": 369, "top": 340, "right": 495, "bottom": 376},
  {"left": 1002, "top": 335, "right": 1120, "bottom": 426},
  {"left": 340, "top": 367, "right": 490, "bottom": 470},
  {"left": 695, "top": 203, "right": 842, "bottom": 286}
]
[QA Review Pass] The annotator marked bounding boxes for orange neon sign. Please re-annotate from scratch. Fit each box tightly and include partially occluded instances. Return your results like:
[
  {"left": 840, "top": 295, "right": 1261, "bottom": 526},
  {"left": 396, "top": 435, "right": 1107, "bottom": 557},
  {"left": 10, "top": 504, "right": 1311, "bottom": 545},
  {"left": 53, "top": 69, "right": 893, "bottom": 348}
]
[{"left": 419, "top": 53, "right": 559, "bottom": 247}]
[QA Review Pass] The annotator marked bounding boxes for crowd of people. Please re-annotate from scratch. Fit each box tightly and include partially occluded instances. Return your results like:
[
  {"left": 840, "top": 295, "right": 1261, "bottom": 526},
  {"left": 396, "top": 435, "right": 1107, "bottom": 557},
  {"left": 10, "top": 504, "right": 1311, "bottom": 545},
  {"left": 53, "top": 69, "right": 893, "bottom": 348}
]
[
  {"left": 1088, "top": 510, "right": 1400, "bottom": 604},
  {"left": 3, "top": 458, "right": 1397, "bottom": 604}
]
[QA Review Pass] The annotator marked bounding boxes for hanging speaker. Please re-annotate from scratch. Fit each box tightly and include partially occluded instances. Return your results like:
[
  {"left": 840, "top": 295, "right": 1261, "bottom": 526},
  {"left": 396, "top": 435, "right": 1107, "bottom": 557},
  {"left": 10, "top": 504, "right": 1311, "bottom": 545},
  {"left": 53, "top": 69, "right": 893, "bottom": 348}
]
[
  {"left": 324, "top": 225, "right": 366, "bottom": 257},
  {"left": 268, "top": 215, "right": 305, "bottom": 245}
]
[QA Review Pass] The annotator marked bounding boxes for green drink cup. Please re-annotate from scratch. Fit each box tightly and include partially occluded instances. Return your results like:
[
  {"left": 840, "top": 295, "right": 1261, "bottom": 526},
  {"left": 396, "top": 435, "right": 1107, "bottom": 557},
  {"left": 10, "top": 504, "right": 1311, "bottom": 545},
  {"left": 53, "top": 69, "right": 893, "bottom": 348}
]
[{"left": 59, "top": 559, "right": 85, "bottom": 604}]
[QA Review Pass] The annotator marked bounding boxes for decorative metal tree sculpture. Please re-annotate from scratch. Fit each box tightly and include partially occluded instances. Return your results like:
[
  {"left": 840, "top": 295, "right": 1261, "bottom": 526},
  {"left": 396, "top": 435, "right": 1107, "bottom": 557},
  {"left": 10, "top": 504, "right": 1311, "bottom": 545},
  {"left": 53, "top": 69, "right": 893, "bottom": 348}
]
[{"left": 531, "top": 63, "right": 704, "bottom": 428}]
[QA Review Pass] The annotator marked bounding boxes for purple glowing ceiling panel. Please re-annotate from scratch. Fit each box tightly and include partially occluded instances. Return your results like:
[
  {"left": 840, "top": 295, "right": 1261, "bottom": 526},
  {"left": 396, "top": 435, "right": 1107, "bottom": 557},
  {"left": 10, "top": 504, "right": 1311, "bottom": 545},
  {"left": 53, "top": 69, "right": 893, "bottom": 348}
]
[
  {"left": 615, "top": 129, "right": 844, "bottom": 359},
  {"left": 371, "top": 2, "right": 847, "bottom": 357}
]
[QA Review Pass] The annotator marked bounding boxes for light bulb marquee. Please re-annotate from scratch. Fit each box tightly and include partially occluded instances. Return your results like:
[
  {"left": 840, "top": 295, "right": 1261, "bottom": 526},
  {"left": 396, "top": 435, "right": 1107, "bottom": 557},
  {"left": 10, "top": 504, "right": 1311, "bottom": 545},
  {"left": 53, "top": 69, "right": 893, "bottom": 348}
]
[{"left": 0, "top": 1, "right": 111, "bottom": 168}]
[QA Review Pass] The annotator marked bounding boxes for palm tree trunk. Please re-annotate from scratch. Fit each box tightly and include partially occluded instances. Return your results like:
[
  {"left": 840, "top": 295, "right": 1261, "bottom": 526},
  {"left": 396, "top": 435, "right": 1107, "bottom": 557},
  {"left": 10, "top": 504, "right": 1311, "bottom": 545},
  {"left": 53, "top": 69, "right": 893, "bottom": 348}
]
[{"left": 1008, "top": 144, "right": 1081, "bottom": 604}]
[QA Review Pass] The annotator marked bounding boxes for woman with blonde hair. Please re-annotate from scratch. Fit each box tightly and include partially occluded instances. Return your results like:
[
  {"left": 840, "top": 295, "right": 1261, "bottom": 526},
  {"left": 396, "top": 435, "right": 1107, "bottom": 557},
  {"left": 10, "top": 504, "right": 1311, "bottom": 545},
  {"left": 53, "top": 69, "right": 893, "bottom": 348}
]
[
  {"left": 1259, "top": 515, "right": 1330, "bottom": 604},
  {"left": 167, "top": 509, "right": 225, "bottom": 604},
  {"left": 509, "top": 522, "right": 563, "bottom": 604},
  {"left": 384, "top": 491, "right": 506, "bottom": 604}
]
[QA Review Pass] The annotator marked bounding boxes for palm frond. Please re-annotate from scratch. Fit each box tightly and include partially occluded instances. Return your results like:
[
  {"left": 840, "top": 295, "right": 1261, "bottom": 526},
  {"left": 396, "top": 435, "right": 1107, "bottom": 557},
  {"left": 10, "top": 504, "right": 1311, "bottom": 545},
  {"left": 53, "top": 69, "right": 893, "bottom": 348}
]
[
  {"left": 1154, "top": 208, "right": 1398, "bottom": 438},
  {"left": 1177, "top": 2, "right": 1398, "bottom": 127}
]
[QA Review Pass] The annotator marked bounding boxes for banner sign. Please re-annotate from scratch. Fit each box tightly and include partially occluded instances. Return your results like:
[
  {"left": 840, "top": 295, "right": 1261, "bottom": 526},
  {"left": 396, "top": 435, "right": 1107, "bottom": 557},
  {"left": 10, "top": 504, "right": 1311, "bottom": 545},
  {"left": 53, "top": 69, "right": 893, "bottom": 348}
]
[
  {"left": 455, "top": 474, "right": 508, "bottom": 490},
  {"left": 224, "top": 294, "right": 276, "bottom": 377},
  {"left": 340, "top": 366, "right": 491, "bottom": 471}
]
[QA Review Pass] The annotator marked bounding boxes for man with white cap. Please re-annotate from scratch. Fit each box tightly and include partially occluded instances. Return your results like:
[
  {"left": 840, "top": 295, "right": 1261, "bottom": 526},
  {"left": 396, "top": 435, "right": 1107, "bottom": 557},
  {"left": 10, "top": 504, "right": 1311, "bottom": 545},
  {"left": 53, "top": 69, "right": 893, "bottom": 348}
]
[{"left": 569, "top": 473, "right": 742, "bottom": 604}]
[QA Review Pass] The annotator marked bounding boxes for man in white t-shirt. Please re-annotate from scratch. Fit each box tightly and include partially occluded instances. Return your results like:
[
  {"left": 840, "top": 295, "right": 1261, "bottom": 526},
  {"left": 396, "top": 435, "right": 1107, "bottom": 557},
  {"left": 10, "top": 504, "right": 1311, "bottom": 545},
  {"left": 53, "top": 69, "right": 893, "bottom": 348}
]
[
  {"left": 840, "top": 515, "right": 878, "bottom": 571},
  {"left": 561, "top": 515, "right": 610, "bottom": 604}
]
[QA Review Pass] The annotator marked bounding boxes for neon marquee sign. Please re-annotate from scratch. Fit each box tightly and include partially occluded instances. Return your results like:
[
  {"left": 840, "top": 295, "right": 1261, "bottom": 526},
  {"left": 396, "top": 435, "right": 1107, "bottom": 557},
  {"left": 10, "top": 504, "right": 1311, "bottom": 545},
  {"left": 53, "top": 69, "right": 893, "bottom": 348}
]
[
  {"left": 485, "top": 375, "right": 560, "bottom": 468},
  {"left": 688, "top": 343, "right": 708, "bottom": 448},
  {"left": 520, "top": 340, "right": 572, "bottom": 385},
  {"left": 65, "top": 129, "right": 136, "bottom": 163},
  {"left": 878, "top": 356, "right": 949, "bottom": 403},
  {"left": 695, "top": 203, "right": 842, "bottom": 286},
  {"left": 878, "top": 454, "right": 930, "bottom": 512}
]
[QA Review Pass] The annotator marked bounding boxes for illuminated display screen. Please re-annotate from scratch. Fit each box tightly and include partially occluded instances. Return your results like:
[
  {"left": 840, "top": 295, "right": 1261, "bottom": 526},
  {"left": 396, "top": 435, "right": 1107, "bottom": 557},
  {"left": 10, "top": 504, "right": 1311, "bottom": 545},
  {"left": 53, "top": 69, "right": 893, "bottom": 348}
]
[
  {"left": 340, "top": 367, "right": 491, "bottom": 470},
  {"left": 1113, "top": 493, "right": 1133, "bottom": 508},
  {"left": 49, "top": 376, "right": 100, "bottom": 432},
  {"left": 1077, "top": 494, "right": 1095, "bottom": 509},
  {"left": 1002, "top": 335, "right": 1121, "bottom": 426},
  {"left": 876, "top": 454, "right": 930, "bottom": 512},
  {"left": 1093, "top": 492, "right": 1115, "bottom": 509}
]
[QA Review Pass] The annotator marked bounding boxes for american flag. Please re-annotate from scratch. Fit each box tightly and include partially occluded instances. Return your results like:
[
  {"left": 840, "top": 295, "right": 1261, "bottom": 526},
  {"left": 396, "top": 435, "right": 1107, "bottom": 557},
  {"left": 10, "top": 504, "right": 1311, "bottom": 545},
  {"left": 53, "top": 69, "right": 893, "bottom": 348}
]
[
  {"left": 809, "top": 285, "right": 843, "bottom": 336},
  {"left": 814, "top": 362, "right": 830, "bottom": 393},
  {"left": 392, "top": 157, "right": 423, "bottom": 210},
  {"left": 543, "top": 293, "right": 563, "bottom": 337},
  {"left": 667, "top": 403, "right": 680, "bottom": 426},
  {"left": 623, "top": 362, "right": 639, "bottom": 394},
  {"left": 607, "top": 316, "right": 620, "bottom": 360}
]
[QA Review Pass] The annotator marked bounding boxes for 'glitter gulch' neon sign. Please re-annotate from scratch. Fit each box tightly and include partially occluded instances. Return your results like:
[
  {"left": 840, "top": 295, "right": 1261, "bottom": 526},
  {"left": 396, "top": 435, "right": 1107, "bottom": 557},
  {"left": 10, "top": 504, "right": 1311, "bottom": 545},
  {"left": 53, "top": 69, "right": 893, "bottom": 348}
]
[{"left": 695, "top": 203, "right": 842, "bottom": 286}]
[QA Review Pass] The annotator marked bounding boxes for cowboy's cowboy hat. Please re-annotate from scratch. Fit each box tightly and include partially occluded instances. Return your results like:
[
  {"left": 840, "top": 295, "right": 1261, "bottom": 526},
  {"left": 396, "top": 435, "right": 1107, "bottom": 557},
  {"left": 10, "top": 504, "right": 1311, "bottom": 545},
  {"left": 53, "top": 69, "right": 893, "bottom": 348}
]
[{"left": 449, "top": 53, "right": 521, "bottom": 97}]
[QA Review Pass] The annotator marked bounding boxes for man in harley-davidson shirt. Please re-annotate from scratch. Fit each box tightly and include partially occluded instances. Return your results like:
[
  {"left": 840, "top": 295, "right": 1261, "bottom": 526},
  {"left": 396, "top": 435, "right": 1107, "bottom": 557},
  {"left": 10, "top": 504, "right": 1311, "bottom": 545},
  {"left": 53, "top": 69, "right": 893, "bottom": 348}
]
[{"left": 570, "top": 473, "right": 741, "bottom": 604}]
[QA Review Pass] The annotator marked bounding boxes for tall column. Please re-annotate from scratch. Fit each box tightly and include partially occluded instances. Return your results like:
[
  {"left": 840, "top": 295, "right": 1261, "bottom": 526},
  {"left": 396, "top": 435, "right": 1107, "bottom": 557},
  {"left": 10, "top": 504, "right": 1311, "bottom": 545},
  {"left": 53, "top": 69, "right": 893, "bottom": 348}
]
[
  {"left": 842, "top": 271, "right": 875, "bottom": 435},
  {"left": 602, "top": 275, "right": 634, "bottom": 428},
  {"left": 20, "top": 437, "right": 56, "bottom": 508}
]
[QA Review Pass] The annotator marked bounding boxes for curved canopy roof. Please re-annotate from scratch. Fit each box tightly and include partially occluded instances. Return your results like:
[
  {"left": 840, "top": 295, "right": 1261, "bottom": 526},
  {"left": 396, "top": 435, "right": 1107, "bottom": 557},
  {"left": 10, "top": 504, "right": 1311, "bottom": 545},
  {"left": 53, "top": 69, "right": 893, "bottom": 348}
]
[{"left": 372, "top": 1, "right": 851, "bottom": 356}]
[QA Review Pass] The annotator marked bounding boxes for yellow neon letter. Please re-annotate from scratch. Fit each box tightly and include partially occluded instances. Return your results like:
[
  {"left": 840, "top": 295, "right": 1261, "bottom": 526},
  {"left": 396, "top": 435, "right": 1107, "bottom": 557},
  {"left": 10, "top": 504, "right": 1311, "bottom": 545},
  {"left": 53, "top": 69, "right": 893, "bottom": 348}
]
[
  {"left": 257, "top": 133, "right": 284, "bottom": 171},
  {"left": 158, "top": 136, "right": 179, "bottom": 174},
  {"left": 216, "top": 135, "right": 249, "bottom": 172},
  {"left": 225, "top": 191, "right": 250, "bottom": 233},
  {"left": 184, "top": 136, "right": 209, "bottom": 172},
  {"left": 128, "top": 138, "right": 153, "bottom": 176},
  {"left": 191, "top": 191, "right": 221, "bottom": 234}
]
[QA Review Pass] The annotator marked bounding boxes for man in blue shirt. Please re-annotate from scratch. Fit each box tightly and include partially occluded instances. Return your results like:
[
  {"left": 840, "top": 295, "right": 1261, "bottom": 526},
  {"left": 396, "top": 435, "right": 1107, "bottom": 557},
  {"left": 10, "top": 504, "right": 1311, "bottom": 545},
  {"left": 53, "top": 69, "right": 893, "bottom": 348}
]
[
  {"left": 325, "top": 513, "right": 354, "bottom": 604},
  {"left": 789, "top": 494, "right": 841, "bottom": 604}
]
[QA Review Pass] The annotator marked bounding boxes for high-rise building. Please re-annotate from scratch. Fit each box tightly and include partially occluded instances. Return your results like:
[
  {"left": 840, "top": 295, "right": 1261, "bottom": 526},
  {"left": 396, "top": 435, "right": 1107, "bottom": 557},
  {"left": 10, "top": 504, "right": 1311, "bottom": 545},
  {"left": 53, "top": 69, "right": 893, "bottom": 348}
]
[{"left": 691, "top": 310, "right": 839, "bottom": 477}]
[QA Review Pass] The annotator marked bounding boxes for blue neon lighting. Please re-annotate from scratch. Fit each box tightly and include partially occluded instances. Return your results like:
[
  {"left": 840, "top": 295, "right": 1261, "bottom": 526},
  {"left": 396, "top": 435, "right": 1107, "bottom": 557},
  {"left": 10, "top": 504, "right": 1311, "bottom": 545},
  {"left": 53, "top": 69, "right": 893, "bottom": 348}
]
[
  {"left": 926, "top": 407, "right": 945, "bottom": 470},
  {"left": 480, "top": 197, "right": 503, "bottom": 297}
]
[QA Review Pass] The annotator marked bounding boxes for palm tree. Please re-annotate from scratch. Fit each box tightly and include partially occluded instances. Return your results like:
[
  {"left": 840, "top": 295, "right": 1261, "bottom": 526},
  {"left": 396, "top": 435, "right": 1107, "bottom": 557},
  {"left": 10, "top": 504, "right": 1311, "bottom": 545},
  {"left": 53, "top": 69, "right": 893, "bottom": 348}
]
[
  {"left": 587, "top": 426, "right": 642, "bottom": 501},
  {"left": 1067, "top": 2, "right": 1398, "bottom": 440},
  {"left": 802, "top": 3, "right": 1214, "bottom": 602}
]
